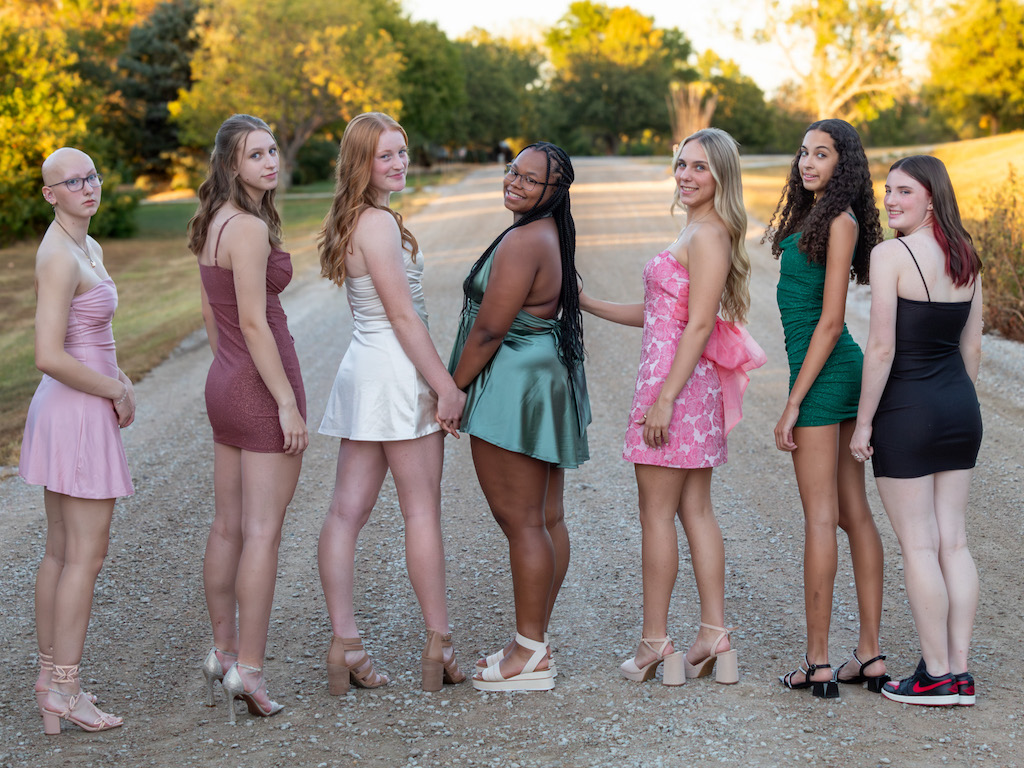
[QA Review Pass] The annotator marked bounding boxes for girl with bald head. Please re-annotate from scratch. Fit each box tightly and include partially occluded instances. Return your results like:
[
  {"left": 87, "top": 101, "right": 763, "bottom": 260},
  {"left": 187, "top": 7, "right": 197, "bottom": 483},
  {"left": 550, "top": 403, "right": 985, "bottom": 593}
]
[{"left": 22, "top": 146, "right": 133, "bottom": 734}]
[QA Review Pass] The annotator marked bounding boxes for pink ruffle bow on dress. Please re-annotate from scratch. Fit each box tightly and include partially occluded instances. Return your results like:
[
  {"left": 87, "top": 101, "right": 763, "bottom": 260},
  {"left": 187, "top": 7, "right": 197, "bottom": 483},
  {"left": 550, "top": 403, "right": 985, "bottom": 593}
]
[{"left": 673, "top": 300, "right": 767, "bottom": 436}]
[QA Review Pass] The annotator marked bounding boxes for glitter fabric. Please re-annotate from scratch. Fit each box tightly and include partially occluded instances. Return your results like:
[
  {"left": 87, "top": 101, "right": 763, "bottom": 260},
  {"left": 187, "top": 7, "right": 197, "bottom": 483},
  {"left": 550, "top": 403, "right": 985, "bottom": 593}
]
[{"left": 199, "top": 232, "right": 305, "bottom": 453}]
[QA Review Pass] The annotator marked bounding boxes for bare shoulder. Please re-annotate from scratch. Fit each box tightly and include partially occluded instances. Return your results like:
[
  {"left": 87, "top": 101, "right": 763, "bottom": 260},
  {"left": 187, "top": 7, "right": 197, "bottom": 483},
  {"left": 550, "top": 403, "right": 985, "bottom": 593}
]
[
  {"left": 829, "top": 210, "right": 858, "bottom": 237},
  {"left": 496, "top": 218, "right": 557, "bottom": 261},
  {"left": 226, "top": 212, "right": 270, "bottom": 240},
  {"left": 690, "top": 219, "right": 731, "bottom": 254},
  {"left": 355, "top": 207, "right": 401, "bottom": 240},
  {"left": 35, "top": 232, "right": 77, "bottom": 275}
]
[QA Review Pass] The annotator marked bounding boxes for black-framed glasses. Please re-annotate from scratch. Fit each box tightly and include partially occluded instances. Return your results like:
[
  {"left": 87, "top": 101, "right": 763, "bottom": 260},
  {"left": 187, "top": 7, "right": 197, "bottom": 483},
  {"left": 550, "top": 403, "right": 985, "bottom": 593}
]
[
  {"left": 504, "top": 164, "right": 560, "bottom": 192},
  {"left": 48, "top": 173, "right": 104, "bottom": 192}
]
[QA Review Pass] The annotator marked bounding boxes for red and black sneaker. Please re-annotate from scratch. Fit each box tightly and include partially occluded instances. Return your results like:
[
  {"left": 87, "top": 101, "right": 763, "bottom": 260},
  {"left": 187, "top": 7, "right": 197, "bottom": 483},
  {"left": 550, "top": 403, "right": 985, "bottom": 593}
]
[
  {"left": 954, "top": 672, "right": 976, "bottom": 706},
  {"left": 881, "top": 659, "right": 958, "bottom": 706}
]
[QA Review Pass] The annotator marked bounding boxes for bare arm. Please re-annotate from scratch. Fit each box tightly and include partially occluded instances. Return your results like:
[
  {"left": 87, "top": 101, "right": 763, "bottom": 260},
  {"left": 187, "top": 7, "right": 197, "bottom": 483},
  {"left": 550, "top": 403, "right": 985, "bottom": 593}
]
[
  {"left": 578, "top": 278, "right": 643, "bottom": 326},
  {"left": 849, "top": 242, "right": 899, "bottom": 459},
  {"left": 775, "top": 213, "right": 858, "bottom": 451},
  {"left": 355, "top": 210, "right": 465, "bottom": 435},
  {"left": 33, "top": 247, "right": 134, "bottom": 427},
  {"left": 960, "top": 277, "right": 983, "bottom": 383},
  {"left": 200, "top": 280, "right": 219, "bottom": 356},
  {"left": 642, "top": 225, "right": 731, "bottom": 448},
  {"left": 450, "top": 225, "right": 552, "bottom": 390},
  {"left": 230, "top": 216, "right": 308, "bottom": 455}
]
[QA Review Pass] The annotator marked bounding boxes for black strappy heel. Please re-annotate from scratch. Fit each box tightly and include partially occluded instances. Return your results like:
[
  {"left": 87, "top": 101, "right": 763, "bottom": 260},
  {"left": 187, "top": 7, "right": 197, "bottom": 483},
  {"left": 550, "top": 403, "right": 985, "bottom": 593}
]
[
  {"left": 836, "top": 650, "right": 891, "bottom": 693},
  {"left": 779, "top": 654, "right": 839, "bottom": 699}
]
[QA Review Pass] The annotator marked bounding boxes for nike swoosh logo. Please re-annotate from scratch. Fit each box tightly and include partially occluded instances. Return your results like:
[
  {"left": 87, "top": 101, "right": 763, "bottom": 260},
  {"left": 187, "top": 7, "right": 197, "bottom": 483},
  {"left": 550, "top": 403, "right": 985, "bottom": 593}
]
[{"left": 913, "top": 679, "right": 954, "bottom": 693}]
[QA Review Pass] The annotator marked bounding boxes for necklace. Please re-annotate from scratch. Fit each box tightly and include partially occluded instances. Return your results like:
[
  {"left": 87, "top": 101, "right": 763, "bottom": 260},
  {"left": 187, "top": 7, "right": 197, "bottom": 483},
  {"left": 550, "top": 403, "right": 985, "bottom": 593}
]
[{"left": 54, "top": 218, "right": 96, "bottom": 269}]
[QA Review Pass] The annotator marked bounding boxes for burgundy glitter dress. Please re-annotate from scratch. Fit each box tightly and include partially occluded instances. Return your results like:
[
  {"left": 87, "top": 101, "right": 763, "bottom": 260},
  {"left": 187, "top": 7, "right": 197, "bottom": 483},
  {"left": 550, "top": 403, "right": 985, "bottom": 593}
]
[{"left": 198, "top": 215, "right": 306, "bottom": 453}]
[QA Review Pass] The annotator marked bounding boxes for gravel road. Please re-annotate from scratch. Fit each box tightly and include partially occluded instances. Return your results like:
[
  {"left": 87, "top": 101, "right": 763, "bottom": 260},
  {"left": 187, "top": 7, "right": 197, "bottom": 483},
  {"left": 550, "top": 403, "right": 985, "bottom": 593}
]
[{"left": 2, "top": 158, "right": 1022, "bottom": 768}]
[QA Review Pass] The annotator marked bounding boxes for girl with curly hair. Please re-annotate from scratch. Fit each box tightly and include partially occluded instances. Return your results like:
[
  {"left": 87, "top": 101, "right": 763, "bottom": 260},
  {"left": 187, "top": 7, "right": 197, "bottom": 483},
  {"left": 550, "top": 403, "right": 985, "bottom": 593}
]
[
  {"left": 449, "top": 142, "right": 590, "bottom": 691},
  {"left": 769, "top": 119, "right": 888, "bottom": 698},
  {"left": 316, "top": 112, "right": 466, "bottom": 694},
  {"left": 580, "top": 128, "right": 765, "bottom": 686}
]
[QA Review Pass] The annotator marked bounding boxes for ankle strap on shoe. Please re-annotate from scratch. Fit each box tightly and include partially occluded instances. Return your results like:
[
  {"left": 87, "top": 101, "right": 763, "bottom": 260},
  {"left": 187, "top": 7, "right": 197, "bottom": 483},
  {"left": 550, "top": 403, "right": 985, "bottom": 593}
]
[{"left": 51, "top": 664, "right": 79, "bottom": 684}]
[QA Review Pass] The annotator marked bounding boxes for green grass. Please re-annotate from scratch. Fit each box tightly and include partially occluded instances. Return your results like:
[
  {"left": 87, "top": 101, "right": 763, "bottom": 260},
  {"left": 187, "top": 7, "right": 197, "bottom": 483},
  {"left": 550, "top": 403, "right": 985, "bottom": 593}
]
[{"left": 0, "top": 169, "right": 460, "bottom": 464}]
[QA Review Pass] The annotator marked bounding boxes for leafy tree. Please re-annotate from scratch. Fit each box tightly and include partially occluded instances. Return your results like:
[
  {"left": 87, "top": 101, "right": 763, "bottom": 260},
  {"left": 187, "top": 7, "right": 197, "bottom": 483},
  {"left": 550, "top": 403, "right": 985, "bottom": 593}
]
[
  {"left": 378, "top": 11, "right": 466, "bottom": 164},
  {"left": 929, "top": 0, "right": 1024, "bottom": 136},
  {"left": 114, "top": 0, "right": 199, "bottom": 179},
  {"left": 759, "top": 0, "right": 911, "bottom": 122},
  {"left": 171, "top": 0, "right": 403, "bottom": 185},
  {"left": 544, "top": 1, "right": 691, "bottom": 154},
  {"left": 692, "top": 52, "right": 780, "bottom": 152},
  {"left": 455, "top": 30, "right": 543, "bottom": 153},
  {"left": 0, "top": 15, "right": 87, "bottom": 244}
]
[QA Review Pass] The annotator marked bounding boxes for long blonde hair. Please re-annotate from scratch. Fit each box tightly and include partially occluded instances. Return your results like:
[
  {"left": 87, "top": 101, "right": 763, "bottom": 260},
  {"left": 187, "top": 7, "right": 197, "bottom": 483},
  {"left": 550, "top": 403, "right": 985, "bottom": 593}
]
[
  {"left": 318, "top": 112, "right": 419, "bottom": 285},
  {"left": 187, "top": 114, "right": 283, "bottom": 255},
  {"left": 672, "top": 127, "right": 751, "bottom": 324}
]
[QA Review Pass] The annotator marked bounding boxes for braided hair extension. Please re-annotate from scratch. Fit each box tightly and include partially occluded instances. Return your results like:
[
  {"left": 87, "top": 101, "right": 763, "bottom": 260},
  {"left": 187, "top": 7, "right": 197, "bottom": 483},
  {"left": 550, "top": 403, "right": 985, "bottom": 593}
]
[
  {"left": 462, "top": 142, "right": 585, "bottom": 371},
  {"left": 764, "top": 119, "right": 881, "bottom": 285}
]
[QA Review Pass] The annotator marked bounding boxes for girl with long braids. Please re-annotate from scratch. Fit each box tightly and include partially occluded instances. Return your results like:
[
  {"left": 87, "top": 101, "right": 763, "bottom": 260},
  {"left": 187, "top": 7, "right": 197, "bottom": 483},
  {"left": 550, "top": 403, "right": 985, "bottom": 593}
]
[
  {"left": 449, "top": 142, "right": 590, "bottom": 692},
  {"left": 769, "top": 119, "right": 887, "bottom": 699},
  {"left": 580, "top": 128, "right": 765, "bottom": 686}
]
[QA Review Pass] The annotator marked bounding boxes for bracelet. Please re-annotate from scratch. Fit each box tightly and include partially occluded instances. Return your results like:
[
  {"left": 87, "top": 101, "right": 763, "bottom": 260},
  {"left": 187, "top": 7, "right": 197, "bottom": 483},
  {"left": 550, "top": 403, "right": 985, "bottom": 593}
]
[{"left": 114, "top": 384, "right": 129, "bottom": 406}]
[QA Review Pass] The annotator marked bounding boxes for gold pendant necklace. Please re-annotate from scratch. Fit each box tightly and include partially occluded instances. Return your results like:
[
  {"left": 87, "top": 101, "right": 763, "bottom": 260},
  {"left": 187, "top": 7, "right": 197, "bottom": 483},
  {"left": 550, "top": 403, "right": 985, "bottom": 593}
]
[{"left": 54, "top": 218, "right": 96, "bottom": 269}]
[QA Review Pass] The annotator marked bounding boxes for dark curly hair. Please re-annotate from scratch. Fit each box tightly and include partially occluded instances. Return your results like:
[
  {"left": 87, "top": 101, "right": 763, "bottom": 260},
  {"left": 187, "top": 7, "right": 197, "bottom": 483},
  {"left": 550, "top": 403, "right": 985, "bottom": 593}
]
[
  {"left": 765, "top": 118, "right": 881, "bottom": 285},
  {"left": 462, "top": 142, "right": 584, "bottom": 371}
]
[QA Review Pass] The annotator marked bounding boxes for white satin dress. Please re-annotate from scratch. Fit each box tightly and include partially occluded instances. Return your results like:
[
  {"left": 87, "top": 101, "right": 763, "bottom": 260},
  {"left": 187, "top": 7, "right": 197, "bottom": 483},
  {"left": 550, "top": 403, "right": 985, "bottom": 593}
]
[{"left": 319, "top": 250, "right": 440, "bottom": 441}]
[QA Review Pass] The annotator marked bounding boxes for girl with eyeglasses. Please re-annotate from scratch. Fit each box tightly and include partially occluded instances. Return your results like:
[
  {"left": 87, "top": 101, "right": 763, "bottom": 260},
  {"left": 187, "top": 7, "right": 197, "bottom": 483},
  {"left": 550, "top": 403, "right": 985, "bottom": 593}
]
[
  {"left": 22, "top": 147, "right": 132, "bottom": 734},
  {"left": 449, "top": 143, "right": 590, "bottom": 691}
]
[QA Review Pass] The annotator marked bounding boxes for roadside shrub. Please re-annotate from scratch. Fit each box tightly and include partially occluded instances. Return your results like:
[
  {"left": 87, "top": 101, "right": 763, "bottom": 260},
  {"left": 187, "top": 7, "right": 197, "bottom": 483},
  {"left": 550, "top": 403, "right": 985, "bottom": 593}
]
[
  {"left": 969, "top": 165, "right": 1024, "bottom": 341},
  {"left": 292, "top": 137, "right": 338, "bottom": 186}
]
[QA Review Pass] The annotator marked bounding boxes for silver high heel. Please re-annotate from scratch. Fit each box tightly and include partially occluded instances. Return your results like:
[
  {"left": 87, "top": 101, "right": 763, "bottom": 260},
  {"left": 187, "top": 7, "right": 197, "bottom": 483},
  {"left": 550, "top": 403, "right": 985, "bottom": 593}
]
[
  {"left": 222, "top": 662, "right": 283, "bottom": 724},
  {"left": 201, "top": 647, "right": 237, "bottom": 707}
]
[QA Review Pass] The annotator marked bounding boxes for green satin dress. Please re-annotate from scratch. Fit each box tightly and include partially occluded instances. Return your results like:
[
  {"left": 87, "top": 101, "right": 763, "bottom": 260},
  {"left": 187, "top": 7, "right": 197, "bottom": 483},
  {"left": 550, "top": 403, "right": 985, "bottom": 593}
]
[
  {"left": 777, "top": 231, "right": 863, "bottom": 427},
  {"left": 448, "top": 250, "right": 590, "bottom": 469}
]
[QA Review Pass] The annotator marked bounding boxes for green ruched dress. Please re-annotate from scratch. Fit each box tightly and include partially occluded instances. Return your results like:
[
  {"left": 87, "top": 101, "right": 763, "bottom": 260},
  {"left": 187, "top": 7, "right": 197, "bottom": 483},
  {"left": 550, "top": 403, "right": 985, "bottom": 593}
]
[
  {"left": 448, "top": 249, "right": 590, "bottom": 469},
  {"left": 777, "top": 231, "right": 863, "bottom": 427}
]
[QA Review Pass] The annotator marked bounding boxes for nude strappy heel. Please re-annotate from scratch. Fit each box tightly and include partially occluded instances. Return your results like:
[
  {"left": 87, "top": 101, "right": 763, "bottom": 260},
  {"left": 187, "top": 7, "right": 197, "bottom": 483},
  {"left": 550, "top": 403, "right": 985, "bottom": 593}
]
[
  {"left": 684, "top": 623, "right": 738, "bottom": 684},
  {"left": 620, "top": 637, "right": 685, "bottom": 685},
  {"left": 326, "top": 635, "right": 389, "bottom": 695},
  {"left": 422, "top": 629, "right": 467, "bottom": 691},
  {"left": 40, "top": 665, "right": 122, "bottom": 735}
]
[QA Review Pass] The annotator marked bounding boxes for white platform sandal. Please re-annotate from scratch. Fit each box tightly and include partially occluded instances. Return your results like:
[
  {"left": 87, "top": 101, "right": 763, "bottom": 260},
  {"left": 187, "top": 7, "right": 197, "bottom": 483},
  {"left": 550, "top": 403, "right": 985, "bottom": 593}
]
[
  {"left": 476, "top": 632, "right": 557, "bottom": 677},
  {"left": 472, "top": 633, "right": 554, "bottom": 692}
]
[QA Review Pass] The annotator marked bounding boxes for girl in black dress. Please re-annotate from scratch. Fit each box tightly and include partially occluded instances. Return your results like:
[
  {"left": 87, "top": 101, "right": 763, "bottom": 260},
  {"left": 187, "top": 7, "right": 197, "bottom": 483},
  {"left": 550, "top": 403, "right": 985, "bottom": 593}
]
[{"left": 850, "top": 155, "right": 983, "bottom": 707}]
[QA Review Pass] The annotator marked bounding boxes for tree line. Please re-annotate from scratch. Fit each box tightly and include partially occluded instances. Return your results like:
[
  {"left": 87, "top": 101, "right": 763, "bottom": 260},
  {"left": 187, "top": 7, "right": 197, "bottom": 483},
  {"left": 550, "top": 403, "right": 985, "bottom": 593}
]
[{"left": 1, "top": 0, "right": 1021, "bottom": 245}]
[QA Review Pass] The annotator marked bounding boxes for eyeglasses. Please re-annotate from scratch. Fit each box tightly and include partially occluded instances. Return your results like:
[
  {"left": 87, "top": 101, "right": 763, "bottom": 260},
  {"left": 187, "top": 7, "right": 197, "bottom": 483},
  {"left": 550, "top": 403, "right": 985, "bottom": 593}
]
[
  {"left": 48, "top": 174, "right": 104, "bottom": 192},
  {"left": 504, "top": 164, "right": 560, "bottom": 192}
]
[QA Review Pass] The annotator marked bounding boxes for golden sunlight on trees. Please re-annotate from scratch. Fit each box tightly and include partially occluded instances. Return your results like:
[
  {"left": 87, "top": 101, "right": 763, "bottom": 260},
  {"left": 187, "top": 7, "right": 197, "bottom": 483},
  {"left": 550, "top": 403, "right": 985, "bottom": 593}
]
[
  {"left": 170, "top": 0, "right": 403, "bottom": 184},
  {"left": 759, "top": 0, "right": 911, "bottom": 122},
  {"left": 929, "top": 0, "right": 1024, "bottom": 137}
]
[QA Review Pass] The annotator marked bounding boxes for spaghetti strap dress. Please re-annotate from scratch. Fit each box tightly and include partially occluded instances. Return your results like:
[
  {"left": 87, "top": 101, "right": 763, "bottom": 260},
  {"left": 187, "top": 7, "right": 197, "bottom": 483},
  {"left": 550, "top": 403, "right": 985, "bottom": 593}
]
[
  {"left": 19, "top": 278, "right": 134, "bottom": 499},
  {"left": 871, "top": 240, "right": 982, "bottom": 478},
  {"left": 199, "top": 214, "right": 306, "bottom": 453},
  {"left": 777, "top": 227, "right": 863, "bottom": 427},
  {"left": 448, "top": 246, "right": 590, "bottom": 469},
  {"left": 319, "top": 250, "right": 440, "bottom": 441}
]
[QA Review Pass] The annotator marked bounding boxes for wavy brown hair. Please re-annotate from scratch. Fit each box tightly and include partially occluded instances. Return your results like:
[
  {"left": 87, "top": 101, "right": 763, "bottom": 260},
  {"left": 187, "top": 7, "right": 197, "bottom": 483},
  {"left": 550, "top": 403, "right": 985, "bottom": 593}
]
[
  {"left": 318, "top": 112, "right": 419, "bottom": 286},
  {"left": 765, "top": 118, "right": 881, "bottom": 285},
  {"left": 672, "top": 128, "right": 751, "bottom": 324},
  {"left": 187, "top": 114, "right": 283, "bottom": 255},
  {"left": 889, "top": 155, "right": 981, "bottom": 287}
]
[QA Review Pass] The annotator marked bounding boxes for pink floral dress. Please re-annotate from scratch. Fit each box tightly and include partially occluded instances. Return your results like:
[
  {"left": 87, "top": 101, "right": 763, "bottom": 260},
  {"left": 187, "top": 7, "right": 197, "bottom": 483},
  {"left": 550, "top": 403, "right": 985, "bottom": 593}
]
[{"left": 622, "top": 250, "right": 765, "bottom": 469}]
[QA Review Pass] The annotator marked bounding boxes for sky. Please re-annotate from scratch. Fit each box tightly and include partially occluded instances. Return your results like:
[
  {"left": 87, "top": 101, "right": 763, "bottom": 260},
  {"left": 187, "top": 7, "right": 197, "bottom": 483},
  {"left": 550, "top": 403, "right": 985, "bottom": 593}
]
[{"left": 403, "top": 0, "right": 791, "bottom": 94}]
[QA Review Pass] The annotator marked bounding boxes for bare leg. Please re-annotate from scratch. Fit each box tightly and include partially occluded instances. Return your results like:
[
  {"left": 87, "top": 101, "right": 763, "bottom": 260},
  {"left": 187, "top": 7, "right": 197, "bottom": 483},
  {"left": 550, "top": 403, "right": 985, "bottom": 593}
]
[
  {"left": 235, "top": 450, "right": 301, "bottom": 667},
  {"left": 34, "top": 490, "right": 67, "bottom": 693},
  {"left": 676, "top": 468, "right": 731, "bottom": 660},
  {"left": 471, "top": 437, "right": 552, "bottom": 678},
  {"left": 44, "top": 492, "right": 117, "bottom": 722},
  {"left": 835, "top": 420, "right": 886, "bottom": 679},
  {"left": 632, "top": 464, "right": 687, "bottom": 667},
  {"left": 204, "top": 443, "right": 244, "bottom": 658},
  {"left": 318, "top": 439, "right": 388, "bottom": 665},
  {"left": 385, "top": 432, "right": 450, "bottom": 633},
  {"left": 544, "top": 467, "right": 570, "bottom": 631},
  {"left": 788, "top": 424, "right": 840, "bottom": 685},
  {"left": 934, "top": 469, "right": 977, "bottom": 676}
]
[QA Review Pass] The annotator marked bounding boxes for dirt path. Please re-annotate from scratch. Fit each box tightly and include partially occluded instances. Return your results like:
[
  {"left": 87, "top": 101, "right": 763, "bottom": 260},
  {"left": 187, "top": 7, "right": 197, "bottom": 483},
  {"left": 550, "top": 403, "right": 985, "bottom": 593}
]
[{"left": 2, "top": 158, "right": 1021, "bottom": 768}]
